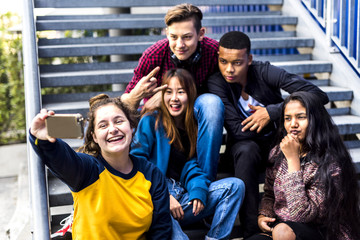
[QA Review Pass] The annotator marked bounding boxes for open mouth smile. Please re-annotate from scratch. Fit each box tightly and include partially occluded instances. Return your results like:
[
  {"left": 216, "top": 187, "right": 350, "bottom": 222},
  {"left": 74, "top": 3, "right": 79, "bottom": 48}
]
[{"left": 107, "top": 135, "right": 124, "bottom": 143}]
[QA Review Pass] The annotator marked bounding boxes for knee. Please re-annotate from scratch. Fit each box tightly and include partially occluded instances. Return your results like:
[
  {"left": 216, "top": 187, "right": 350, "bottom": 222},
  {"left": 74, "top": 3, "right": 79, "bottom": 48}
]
[
  {"left": 232, "top": 141, "right": 260, "bottom": 154},
  {"left": 195, "top": 94, "right": 224, "bottom": 120},
  {"left": 272, "top": 223, "right": 296, "bottom": 240},
  {"left": 231, "top": 141, "right": 261, "bottom": 165},
  {"left": 228, "top": 177, "right": 245, "bottom": 198}
]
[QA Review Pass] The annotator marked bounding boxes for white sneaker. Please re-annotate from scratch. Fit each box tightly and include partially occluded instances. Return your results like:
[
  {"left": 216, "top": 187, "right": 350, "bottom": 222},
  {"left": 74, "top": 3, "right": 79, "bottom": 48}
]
[{"left": 51, "top": 211, "right": 73, "bottom": 239}]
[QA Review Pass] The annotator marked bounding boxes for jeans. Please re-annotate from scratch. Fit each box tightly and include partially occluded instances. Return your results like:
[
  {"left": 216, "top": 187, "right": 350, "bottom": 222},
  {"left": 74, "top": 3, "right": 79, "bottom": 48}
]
[
  {"left": 194, "top": 93, "right": 225, "bottom": 181},
  {"left": 168, "top": 177, "right": 245, "bottom": 240}
]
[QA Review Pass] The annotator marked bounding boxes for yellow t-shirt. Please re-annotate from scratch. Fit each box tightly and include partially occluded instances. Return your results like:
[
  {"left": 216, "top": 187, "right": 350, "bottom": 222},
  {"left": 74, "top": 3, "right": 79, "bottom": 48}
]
[{"left": 72, "top": 168, "right": 153, "bottom": 240}]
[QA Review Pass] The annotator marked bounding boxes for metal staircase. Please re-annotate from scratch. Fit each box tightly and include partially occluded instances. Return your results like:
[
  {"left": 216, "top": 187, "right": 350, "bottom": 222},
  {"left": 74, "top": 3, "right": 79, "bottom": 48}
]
[{"left": 22, "top": 0, "right": 360, "bottom": 239}]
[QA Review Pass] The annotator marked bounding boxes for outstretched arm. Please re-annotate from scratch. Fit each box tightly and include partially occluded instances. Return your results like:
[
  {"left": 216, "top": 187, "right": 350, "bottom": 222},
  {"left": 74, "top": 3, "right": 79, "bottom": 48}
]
[{"left": 29, "top": 110, "right": 97, "bottom": 192}]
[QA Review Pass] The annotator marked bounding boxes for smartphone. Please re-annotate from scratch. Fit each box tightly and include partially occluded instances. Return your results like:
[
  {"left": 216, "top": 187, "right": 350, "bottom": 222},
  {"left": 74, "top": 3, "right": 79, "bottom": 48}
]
[{"left": 46, "top": 114, "right": 85, "bottom": 139}]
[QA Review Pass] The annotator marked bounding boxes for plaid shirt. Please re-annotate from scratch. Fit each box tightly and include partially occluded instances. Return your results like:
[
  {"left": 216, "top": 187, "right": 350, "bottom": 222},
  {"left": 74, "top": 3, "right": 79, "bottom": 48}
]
[{"left": 125, "top": 36, "right": 219, "bottom": 98}]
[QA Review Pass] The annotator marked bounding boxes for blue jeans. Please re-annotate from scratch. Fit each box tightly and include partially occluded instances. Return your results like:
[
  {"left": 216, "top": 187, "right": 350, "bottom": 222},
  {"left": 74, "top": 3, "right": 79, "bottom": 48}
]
[
  {"left": 168, "top": 178, "right": 245, "bottom": 240},
  {"left": 194, "top": 93, "right": 225, "bottom": 181}
]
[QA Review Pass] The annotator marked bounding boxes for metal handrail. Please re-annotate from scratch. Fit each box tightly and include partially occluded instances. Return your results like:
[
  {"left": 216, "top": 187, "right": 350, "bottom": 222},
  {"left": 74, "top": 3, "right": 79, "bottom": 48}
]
[
  {"left": 302, "top": 0, "right": 360, "bottom": 75},
  {"left": 22, "top": 0, "right": 51, "bottom": 239}
]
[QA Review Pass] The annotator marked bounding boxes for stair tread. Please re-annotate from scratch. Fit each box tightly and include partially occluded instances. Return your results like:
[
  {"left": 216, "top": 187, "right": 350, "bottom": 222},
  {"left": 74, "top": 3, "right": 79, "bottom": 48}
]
[
  {"left": 39, "top": 54, "right": 314, "bottom": 74},
  {"left": 38, "top": 37, "right": 313, "bottom": 48},
  {"left": 350, "top": 148, "right": 360, "bottom": 163},
  {"left": 40, "top": 60, "right": 332, "bottom": 77},
  {"left": 332, "top": 115, "right": 360, "bottom": 135},
  {"left": 40, "top": 60, "right": 333, "bottom": 87},
  {"left": 35, "top": 0, "right": 284, "bottom": 8},
  {"left": 319, "top": 86, "right": 353, "bottom": 101},
  {"left": 332, "top": 115, "right": 360, "bottom": 125},
  {"left": 282, "top": 85, "right": 352, "bottom": 101},
  {"left": 36, "top": 15, "right": 297, "bottom": 31},
  {"left": 319, "top": 86, "right": 352, "bottom": 92},
  {"left": 38, "top": 37, "right": 314, "bottom": 58},
  {"left": 274, "top": 60, "right": 332, "bottom": 74},
  {"left": 38, "top": 31, "right": 296, "bottom": 46},
  {"left": 37, "top": 11, "right": 282, "bottom": 21},
  {"left": 274, "top": 60, "right": 331, "bottom": 65}
]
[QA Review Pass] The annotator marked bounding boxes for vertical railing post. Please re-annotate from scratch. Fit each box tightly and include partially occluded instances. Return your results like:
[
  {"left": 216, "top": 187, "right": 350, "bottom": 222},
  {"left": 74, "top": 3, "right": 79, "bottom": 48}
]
[
  {"left": 347, "top": 0, "right": 356, "bottom": 57},
  {"left": 326, "top": 0, "right": 334, "bottom": 48},
  {"left": 357, "top": 1, "right": 360, "bottom": 68},
  {"left": 22, "top": 0, "right": 51, "bottom": 239}
]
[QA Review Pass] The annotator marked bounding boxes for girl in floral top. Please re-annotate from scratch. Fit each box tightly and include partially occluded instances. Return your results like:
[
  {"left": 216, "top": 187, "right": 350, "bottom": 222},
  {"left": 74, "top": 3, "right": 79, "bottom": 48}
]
[{"left": 248, "top": 92, "right": 360, "bottom": 240}]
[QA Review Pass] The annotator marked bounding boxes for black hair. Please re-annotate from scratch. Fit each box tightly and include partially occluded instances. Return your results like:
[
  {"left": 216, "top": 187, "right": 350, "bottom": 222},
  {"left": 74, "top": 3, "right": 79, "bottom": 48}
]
[
  {"left": 219, "top": 31, "right": 251, "bottom": 54},
  {"left": 274, "top": 91, "right": 360, "bottom": 239}
]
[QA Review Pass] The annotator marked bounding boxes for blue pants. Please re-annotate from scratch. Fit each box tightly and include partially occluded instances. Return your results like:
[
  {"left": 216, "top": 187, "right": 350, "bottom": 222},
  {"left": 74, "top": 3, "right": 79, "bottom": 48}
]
[
  {"left": 168, "top": 178, "right": 245, "bottom": 240},
  {"left": 194, "top": 93, "right": 225, "bottom": 181}
]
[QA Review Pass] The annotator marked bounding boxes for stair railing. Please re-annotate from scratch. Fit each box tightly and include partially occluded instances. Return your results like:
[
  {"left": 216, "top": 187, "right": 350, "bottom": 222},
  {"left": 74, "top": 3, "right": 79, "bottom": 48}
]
[
  {"left": 301, "top": 0, "right": 360, "bottom": 75},
  {"left": 22, "top": 0, "right": 51, "bottom": 239}
]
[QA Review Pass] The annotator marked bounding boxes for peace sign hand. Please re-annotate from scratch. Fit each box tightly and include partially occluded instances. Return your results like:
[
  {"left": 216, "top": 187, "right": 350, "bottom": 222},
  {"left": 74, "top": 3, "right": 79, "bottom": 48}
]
[
  {"left": 121, "top": 67, "right": 167, "bottom": 110},
  {"left": 133, "top": 66, "right": 167, "bottom": 99}
]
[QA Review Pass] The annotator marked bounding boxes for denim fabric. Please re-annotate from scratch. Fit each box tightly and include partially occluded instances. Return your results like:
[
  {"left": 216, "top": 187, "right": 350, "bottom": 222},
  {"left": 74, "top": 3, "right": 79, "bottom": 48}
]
[
  {"left": 194, "top": 93, "right": 225, "bottom": 181},
  {"left": 168, "top": 177, "right": 245, "bottom": 240}
]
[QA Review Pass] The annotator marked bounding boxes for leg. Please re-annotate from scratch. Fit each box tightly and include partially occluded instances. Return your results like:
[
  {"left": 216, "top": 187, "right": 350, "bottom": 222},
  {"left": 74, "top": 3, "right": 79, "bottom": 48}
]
[
  {"left": 171, "top": 216, "right": 189, "bottom": 240},
  {"left": 179, "top": 178, "right": 245, "bottom": 240},
  {"left": 278, "top": 221, "right": 325, "bottom": 240},
  {"left": 167, "top": 179, "right": 190, "bottom": 240},
  {"left": 230, "top": 140, "right": 265, "bottom": 238},
  {"left": 194, "top": 93, "right": 224, "bottom": 181},
  {"left": 272, "top": 223, "right": 296, "bottom": 240}
]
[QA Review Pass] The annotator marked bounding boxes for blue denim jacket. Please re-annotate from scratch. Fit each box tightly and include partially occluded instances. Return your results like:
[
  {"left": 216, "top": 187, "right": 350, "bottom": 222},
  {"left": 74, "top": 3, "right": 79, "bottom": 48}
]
[{"left": 130, "top": 113, "right": 211, "bottom": 206}]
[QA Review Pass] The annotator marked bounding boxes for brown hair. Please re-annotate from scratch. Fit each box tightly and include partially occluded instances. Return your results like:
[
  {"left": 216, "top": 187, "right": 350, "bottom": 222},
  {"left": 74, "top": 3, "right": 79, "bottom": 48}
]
[
  {"left": 144, "top": 69, "right": 198, "bottom": 159},
  {"left": 164, "top": 3, "right": 203, "bottom": 33},
  {"left": 78, "top": 94, "right": 139, "bottom": 156}
]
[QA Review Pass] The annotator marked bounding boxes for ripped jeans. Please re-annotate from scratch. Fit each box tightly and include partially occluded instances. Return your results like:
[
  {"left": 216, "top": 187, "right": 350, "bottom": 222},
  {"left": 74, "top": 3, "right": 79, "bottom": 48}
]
[{"left": 168, "top": 177, "right": 245, "bottom": 240}]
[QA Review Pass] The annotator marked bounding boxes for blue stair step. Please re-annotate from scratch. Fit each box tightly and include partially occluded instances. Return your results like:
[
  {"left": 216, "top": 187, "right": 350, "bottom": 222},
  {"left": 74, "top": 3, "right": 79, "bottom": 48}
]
[
  {"left": 36, "top": 15, "right": 297, "bottom": 31},
  {"left": 34, "top": 0, "right": 283, "bottom": 8},
  {"left": 39, "top": 61, "right": 332, "bottom": 88},
  {"left": 38, "top": 37, "right": 313, "bottom": 58},
  {"left": 332, "top": 115, "right": 360, "bottom": 135}
]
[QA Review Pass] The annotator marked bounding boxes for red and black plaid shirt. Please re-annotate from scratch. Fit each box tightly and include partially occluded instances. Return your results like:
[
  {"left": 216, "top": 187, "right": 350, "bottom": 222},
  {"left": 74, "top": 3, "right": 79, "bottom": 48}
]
[{"left": 125, "top": 36, "right": 219, "bottom": 98}]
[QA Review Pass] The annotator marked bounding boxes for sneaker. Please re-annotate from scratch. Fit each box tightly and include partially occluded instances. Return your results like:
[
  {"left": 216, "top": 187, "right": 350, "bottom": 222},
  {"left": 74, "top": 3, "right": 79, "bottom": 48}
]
[{"left": 51, "top": 212, "right": 73, "bottom": 240}]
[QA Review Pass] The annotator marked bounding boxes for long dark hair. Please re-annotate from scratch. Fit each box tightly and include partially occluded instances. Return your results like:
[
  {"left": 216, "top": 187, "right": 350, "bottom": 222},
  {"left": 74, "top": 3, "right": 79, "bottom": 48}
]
[
  {"left": 274, "top": 91, "right": 360, "bottom": 239},
  {"left": 78, "top": 94, "right": 139, "bottom": 156},
  {"left": 144, "top": 68, "right": 198, "bottom": 159}
]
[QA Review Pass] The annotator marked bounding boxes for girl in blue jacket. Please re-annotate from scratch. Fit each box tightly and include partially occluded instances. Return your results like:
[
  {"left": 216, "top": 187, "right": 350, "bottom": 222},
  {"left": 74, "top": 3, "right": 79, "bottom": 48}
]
[{"left": 131, "top": 68, "right": 245, "bottom": 240}]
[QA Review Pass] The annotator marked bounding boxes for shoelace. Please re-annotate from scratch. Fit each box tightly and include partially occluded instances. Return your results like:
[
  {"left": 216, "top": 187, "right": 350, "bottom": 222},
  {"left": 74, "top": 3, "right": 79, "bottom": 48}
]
[{"left": 59, "top": 214, "right": 72, "bottom": 226}]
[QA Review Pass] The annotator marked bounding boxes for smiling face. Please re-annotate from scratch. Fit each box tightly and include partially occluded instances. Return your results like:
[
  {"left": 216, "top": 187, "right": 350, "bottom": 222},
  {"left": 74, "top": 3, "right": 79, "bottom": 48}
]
[
  {"left": 218, "top": 46, "right": 252, "bottom": 86},
  {"left": 166, "top": 19, "right": 205, "bottom": 61},
  {"left": 284, "top": 100, "right": 309, "bottom": 142},
  {"left": 163, "top": 76, "right": 189, "bottom": 123},
  {"left": 92, "top": 104, "right": 132, "bottom": 157}
]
